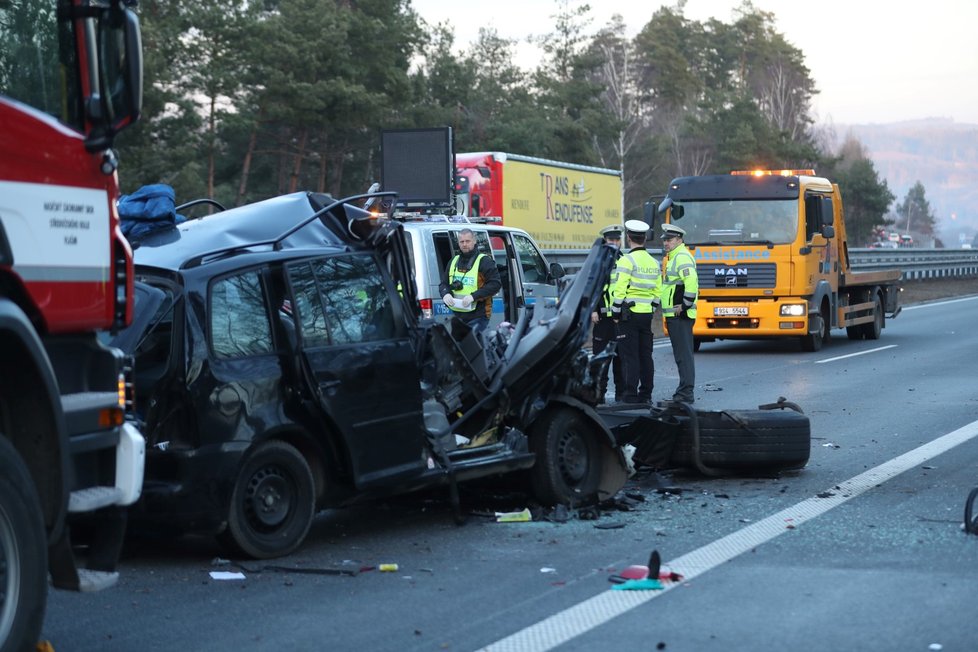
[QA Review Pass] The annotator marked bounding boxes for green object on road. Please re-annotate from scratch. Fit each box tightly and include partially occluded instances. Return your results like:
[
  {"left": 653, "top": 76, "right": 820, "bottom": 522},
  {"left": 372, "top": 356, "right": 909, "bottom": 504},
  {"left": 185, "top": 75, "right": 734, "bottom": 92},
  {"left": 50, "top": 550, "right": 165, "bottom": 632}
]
[
  {"left": 495, "top": 508, "right": 532, "bottom": 522},
  {"left": 611, "top": 578, "right": 664, "bottom": 591}
]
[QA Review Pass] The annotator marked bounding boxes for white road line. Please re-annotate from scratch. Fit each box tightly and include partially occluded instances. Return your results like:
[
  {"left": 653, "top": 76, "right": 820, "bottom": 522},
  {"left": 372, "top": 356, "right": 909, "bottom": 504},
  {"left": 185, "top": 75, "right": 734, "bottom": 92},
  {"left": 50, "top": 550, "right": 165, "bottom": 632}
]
[
  {"left": 480, "top": 419, "right": 978, "bottom": 652},
  {"left": 815, "top": 344, "right": 898, "bottom": 364},
  {"left": 902, "top": 295, "right": 978, "bottom": 311}
]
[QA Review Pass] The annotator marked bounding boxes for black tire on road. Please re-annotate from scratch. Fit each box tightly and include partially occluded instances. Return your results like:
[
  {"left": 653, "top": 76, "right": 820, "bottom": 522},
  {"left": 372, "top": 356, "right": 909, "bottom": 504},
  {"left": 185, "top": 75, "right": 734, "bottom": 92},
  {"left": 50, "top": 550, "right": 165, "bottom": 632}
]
[
  {"left": 218, "top": 440, "right": 315, "bottom": 559},
  {"left": 669, "top": 409, "right": 811, "bottom": 471},
  {"left": 964, "top": 487, "right": 978, "bottom": 535},
  {"left": 530, "top": 408, "right": 603, "bottom": 506},
  {"left": 0, "top": 436, "right": 48, "bottom": 652}
]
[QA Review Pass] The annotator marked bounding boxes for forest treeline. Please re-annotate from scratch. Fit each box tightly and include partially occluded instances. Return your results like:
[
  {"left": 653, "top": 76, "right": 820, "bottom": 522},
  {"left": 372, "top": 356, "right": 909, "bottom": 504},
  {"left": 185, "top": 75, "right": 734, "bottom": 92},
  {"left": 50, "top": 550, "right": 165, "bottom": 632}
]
[{"left": 113, "top": 0, "right": 937, "bottom": 244}]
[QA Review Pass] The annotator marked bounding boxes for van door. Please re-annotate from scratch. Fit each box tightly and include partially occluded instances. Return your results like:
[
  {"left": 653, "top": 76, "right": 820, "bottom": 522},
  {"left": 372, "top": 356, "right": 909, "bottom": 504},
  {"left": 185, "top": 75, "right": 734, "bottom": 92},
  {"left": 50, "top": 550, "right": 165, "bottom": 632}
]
[
  {"left": 488, "top": 232, "right": 522, "bottom": 324},
  {"left": 285, "top": 253, "right": 426, "bottom": 489},
  {"left": 509, "top": 231, "right": 559, "bottom": 308},
  {"left": 431, "top": 228, "right": 514, "bottom": 327}
]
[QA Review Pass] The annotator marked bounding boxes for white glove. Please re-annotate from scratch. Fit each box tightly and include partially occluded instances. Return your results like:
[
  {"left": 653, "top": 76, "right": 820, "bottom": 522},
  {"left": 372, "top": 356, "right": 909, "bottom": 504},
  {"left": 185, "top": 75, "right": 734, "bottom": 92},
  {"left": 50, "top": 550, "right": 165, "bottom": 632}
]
[
  {"left": 460, "top": 295, "right": 474, "bottom": 308},
  {"left": 442, "top": 293, "right": 455, "bottom": 307}
]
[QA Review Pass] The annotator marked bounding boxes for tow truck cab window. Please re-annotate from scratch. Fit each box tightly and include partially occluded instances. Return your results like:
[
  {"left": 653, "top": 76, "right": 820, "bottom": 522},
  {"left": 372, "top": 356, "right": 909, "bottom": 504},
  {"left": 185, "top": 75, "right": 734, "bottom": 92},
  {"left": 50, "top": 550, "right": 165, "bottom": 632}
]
[
  {"left": 804, "top": 194, "right": 834, "bottom": 241},
  {"left": 209, "top": 271, "right": 273, "bottom": 358}
]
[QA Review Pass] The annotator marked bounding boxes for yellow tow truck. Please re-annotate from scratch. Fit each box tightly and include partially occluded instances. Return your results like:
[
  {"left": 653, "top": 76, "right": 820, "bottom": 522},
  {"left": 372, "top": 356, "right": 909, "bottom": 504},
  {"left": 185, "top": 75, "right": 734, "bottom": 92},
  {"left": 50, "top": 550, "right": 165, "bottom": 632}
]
[{"left": 651, "top": 169, "right": 901, "bottom": 351}]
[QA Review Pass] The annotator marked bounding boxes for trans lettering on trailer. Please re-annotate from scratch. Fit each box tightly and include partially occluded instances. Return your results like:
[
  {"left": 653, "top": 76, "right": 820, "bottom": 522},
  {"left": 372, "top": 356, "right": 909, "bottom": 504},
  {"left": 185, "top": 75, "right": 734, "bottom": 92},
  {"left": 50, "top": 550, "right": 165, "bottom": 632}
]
[{"left": 542, "top": 172, "right": 595, "bottom": 225}]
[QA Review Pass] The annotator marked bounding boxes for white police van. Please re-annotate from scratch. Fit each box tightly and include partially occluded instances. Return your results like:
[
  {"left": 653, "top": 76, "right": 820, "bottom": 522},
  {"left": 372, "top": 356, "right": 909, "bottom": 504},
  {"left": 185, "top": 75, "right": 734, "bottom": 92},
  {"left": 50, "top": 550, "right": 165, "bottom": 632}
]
[{"left": 399, "top": 215, "right": 566, "bottom": 328}]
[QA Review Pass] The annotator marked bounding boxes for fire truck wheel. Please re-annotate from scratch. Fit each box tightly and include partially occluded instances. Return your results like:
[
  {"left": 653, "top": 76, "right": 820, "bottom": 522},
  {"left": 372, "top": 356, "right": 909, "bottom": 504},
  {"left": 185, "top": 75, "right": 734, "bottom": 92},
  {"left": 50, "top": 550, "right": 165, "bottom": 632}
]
[
  {"left": 218, "top": 440, "right": 315, "bottom": 559},
  {"left": 530, "top": 408, "right": 603, "bottom": 506},
  {"left": 0, "top": 436, "right": 47, "bottom": 652},
  {"left": 669, "top": 409, "right": 811, "bottom": 471}
]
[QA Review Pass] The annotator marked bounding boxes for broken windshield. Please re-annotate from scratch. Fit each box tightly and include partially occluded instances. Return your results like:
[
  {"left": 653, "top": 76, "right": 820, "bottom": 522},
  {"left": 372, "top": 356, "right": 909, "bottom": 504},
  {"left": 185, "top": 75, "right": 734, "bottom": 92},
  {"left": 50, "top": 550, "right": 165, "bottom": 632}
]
[{"left": 672, "top": 199, "right": 799, "bottom": 245}]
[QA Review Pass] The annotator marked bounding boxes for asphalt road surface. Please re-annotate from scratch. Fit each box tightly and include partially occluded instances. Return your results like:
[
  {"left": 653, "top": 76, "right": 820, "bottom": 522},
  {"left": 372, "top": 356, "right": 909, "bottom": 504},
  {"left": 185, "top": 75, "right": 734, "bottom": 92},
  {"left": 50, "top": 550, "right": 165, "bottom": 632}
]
[{"left": 43, "top": 290, "right": 978, "bottom": 652}]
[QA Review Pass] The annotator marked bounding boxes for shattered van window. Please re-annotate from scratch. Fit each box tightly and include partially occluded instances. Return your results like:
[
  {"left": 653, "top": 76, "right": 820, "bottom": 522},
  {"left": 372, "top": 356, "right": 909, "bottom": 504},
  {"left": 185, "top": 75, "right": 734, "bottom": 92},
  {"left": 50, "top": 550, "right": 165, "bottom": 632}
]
[
  {"left": 313, "top": 254, "right": 395, "bottom": 345},
  {"left": 288, "top": 263, "right": 330, "bottom": 347},
  {"left": 210, "top": 271, "right": 273, "bottom": 358}
]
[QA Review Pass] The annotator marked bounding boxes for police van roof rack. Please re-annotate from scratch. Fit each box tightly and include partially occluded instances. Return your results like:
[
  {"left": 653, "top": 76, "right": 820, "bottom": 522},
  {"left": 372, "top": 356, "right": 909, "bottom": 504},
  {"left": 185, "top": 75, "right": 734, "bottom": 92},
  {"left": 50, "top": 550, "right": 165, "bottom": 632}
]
[
  {"left": 391, "top": 212, "right": 503, "bottom": 225},
  {"left": 392, "top": 211, "right": 470, "bottom": 223}
]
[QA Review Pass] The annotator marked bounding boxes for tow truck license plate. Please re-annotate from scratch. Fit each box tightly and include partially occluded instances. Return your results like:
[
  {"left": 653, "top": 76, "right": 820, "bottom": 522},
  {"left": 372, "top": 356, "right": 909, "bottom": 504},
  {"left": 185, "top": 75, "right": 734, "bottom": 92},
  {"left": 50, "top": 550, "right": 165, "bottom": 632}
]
[{"left": 715, "top": 307, "right": 748, "bottom": 316}]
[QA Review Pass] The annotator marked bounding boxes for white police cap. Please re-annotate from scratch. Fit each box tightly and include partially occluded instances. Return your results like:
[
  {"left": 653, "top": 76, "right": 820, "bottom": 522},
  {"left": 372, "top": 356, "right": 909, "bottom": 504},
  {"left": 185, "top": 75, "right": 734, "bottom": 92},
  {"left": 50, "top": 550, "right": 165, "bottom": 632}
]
[
  {"left": 624, "top": 219, "right": 649, "bottom": 235},
  {"left": 599, "top": 225, "right": 622, "bottom": 239},
  {"left": 660, "top": 223, "right": 686, "bottom": 239}
]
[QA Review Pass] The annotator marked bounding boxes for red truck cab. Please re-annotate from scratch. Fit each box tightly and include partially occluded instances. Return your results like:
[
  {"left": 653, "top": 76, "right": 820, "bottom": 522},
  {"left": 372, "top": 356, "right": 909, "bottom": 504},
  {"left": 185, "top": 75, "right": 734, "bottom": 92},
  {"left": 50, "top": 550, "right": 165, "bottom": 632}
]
[{"left": 0, "top": 2, "right": 145, "bottom": 649}]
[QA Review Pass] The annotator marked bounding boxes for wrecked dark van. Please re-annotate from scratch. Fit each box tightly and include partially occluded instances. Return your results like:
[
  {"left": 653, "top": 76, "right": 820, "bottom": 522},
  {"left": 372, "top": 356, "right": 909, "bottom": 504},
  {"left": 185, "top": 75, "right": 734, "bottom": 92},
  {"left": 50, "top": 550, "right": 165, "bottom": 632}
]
[{"left": 112, "top": 191, "right": 626, "bottom": 558}]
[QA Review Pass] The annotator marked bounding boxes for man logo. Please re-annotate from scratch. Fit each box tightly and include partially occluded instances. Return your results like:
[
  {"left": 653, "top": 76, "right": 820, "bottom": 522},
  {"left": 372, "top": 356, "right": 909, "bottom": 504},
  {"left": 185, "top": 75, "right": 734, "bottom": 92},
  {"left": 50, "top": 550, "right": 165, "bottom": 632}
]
[{"left": 715, "top": 267, "right": 747, "bottom": 287}]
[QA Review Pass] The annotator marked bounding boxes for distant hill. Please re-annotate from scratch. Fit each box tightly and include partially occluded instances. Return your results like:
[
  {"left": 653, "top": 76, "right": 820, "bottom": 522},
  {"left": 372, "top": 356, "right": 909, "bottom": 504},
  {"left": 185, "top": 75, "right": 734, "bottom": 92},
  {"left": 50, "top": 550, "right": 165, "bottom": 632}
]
[{"left": 827, "top": 118, "right": 978, "bottom": 247}]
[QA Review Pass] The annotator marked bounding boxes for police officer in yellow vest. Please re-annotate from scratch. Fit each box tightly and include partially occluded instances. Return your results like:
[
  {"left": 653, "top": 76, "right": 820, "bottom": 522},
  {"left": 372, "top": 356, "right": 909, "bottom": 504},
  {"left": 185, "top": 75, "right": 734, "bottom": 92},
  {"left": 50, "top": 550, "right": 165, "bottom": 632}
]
[
  {"left": 440, "top": 228, "right": 501, "bottom": 336},
  {"left": 590, "top": 225, "right": 624, "bottom": 403},
  {"left": 660, "top": 223, "right": 699, "bottom": 403},
  {"left": 611, "top": 220, "right": 661, "bottom": 404}
]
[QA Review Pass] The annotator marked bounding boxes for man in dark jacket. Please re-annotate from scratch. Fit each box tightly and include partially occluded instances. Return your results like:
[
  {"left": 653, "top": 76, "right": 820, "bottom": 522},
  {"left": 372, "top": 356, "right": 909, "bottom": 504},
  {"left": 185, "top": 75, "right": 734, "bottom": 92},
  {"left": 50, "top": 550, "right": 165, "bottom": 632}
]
[
  {"left": 591, "top": 224, "right": 624, "bottom": 403},
  {"left": 439, "top": 228, "right": 501, "bottom": 335}
]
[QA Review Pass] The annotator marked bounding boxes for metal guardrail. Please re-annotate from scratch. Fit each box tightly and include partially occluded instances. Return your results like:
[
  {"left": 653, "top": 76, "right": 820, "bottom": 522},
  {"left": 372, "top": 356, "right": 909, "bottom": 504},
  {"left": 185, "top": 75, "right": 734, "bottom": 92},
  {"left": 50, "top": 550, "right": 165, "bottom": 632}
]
[{"left": 547, "top": 247, "right": 978, "bottom": 281}]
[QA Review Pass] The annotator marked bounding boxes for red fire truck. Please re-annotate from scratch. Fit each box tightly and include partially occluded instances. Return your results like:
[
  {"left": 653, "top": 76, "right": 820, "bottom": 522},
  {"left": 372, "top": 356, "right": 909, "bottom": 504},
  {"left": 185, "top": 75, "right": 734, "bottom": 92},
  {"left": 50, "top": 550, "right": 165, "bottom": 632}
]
[{"left": 0, "top": 1, "right": 145, "bottom": 649}]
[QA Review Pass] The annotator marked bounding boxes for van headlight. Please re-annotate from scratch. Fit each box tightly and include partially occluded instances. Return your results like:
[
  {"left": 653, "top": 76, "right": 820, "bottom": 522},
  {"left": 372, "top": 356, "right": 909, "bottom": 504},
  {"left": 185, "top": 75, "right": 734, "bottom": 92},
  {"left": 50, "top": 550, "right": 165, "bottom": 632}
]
[{"left": 780, "top": 304, "right": 806, "bottom": 316}]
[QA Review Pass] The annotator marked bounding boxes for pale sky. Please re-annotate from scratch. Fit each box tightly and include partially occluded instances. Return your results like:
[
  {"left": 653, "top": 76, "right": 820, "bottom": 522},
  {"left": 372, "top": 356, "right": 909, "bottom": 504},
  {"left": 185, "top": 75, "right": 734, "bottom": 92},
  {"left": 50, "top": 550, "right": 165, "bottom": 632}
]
[{"left": 409, "top": 0, "right": 978, "bottom": 126}]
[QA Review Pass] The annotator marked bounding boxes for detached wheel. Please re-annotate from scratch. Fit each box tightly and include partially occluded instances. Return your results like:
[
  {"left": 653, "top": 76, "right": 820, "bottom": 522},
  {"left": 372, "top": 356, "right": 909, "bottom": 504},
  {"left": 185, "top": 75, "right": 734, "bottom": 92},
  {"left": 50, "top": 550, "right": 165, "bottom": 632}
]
[
  {"left": 530, "top": 408, "right": 603, "bottom": 505},
  {"left": 965, "top": 487, "right": 978, "bottom": 535},
  {"left": 218, "top": 441, "right": 315, "bottom": 559},
  {"left": 0, "top": 437, "right": 47, "bottom": 652},
  {"left": 670, "top": 409, "right": 811, "bottom": 471}
]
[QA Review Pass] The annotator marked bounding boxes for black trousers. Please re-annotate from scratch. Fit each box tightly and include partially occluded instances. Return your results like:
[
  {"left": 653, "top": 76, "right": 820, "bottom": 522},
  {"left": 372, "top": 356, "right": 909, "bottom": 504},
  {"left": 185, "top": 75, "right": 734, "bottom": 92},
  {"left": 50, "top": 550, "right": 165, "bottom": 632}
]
[
  {"left": 592, "top": 316, "right": 624, "bottom": 402},
  {"left": 666, "top": 315, "right": 695, "bottom": 402},
  {"left": 618, "top": 311, "right": 654, "bottom": 403}
]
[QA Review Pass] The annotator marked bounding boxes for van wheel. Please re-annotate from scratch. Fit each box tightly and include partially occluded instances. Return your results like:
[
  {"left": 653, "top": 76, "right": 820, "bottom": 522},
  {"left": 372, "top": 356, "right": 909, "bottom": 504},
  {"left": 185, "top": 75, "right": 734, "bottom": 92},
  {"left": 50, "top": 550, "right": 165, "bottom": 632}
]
[
  {"left": 0, "top": 436, "right": 47, "bottom": 652},
  {"left": 693, "top": 338, "right": 702, "bottom": 352},
  {"left": 530, "top": 408, "right": 602, "bottom": 506},
  {"left": 219, "top": 441, "right": 315, "bottom": 559},
  {"left": 669, "top": 409, "right": 811, "bottom": 471}
]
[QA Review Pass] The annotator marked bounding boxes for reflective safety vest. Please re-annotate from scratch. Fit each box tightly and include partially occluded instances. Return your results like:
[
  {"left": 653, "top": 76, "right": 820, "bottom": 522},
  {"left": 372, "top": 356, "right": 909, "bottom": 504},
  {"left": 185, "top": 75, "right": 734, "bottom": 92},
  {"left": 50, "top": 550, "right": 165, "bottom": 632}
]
[
  {"left": 611, "top": 248, "right": 660, "bottom": 316},
  {"left": 661, "top": 242, "right": 699, "bottom": 319},
  {"left": 599, "top": 282, "right": 614, "bottom": 317},
  {"left": 598, "top": 260, "right": 620, "bottom": 318},
  {"left": 447, "top": 253, "right": 484, "bottom": 313}
]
